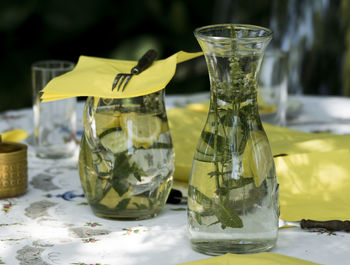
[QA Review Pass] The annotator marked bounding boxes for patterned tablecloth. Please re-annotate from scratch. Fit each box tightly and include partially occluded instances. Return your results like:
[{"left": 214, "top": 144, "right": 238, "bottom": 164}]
[{"left": 1, "top": 93, "right": 350, "bottom": 265}]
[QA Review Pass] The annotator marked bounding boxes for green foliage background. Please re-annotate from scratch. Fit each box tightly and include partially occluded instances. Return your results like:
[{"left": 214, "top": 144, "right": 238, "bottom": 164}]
[
  {"left": 0, "top": 0, "right": 349, "bottom": 111},
  {"left": 0, "top": 0, "right": 215, "bottom": 111}
]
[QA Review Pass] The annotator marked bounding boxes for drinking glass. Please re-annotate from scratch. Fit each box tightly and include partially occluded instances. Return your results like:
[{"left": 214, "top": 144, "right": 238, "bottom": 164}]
[
  {"left": 32, "top": 60, "right": 76, "bottom": 158},
  {"left": 258, "top": 49, "right": 288, "bottom": 127}
]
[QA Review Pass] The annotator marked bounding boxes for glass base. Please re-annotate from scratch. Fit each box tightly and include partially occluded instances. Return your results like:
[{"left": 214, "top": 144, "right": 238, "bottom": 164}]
[
  {"left": 36, "top": 152, "right": 75, "bottom": 159},
  {"left": 35, "top": 145, "right": 76, "bottom": 159},
  {"left": 190, "top": 238, "right": 276, "bottom": 255}
]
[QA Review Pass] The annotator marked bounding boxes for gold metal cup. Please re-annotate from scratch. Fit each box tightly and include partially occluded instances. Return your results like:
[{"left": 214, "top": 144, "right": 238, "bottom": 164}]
[{"left": 0, "top": 135, "right": 28, "bottom": 198}]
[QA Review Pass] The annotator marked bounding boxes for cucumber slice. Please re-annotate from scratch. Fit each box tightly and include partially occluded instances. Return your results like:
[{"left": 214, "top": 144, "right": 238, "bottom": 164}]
[{"left": 99, "top": 128, "right": 129, "bottom": 154}]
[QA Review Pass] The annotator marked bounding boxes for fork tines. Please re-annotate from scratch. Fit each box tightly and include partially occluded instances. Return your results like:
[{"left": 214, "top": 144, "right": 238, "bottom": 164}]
[
  {"left": 112, "top": 49, "right": 158, "bottom": 92},
  {"left": 112, "top": 73, "right": 132, "bottom": 92}
]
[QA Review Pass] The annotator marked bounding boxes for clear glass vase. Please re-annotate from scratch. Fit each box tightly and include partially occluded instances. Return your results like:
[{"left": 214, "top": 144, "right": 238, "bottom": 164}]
[
  {"left": 188, "top": 24, "right": 279, "bottom": 255},
  {"left": 79, "top": 90, "right": 174, "bottom": 220}
]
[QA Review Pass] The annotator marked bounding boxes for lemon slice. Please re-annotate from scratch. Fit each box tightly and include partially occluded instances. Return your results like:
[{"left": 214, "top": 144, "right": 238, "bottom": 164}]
[
  {"left": 95, "top": 111, "right": 120, "bottom": 135},
  {"left": 99, "top": 128, "right": 129, "bottom": 153},
  {"left": 120, "top": 112, "right": 162, "bottom": 149},
  {"left": 242, "top": 131, "right": 273, "bottom": 187},
  {"left": 1, "top": 129, "right": 28, "bottom": 142},
  {"left": 258, "top": 105, "right": 277, "bottom": 115},
  {"left": 257, "top": 90, "right": 277, "bottom": 115}
]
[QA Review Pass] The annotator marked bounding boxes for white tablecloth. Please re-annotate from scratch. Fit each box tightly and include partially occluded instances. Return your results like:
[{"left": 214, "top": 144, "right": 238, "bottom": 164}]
[{"left": 1, "top": 93, "right": 350, "bottom": 265}]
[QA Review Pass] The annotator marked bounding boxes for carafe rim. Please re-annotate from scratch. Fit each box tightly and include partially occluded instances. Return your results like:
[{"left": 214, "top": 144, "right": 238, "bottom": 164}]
[{"left": 194, "top": 24, "right": 272, "bottom": 43}]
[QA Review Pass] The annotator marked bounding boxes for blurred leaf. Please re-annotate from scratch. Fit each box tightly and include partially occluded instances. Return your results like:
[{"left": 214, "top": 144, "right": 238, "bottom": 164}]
[
  {"left": 110, "top": 35, "right": 162, "bottom": 60},
  {"left": 41, "top": 0, "right": 107, "bottom": 32},
  {"left": 0, "top": 0, "right": 36, "bottom": 31},
  {"left": 170, "top": 1, "right": 189, "bottom": 34}
]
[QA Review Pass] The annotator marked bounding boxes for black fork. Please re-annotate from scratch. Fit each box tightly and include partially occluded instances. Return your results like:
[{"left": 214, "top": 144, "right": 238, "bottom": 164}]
[{"left": 112, "top": 49, "right": 158, "bottom": 92}]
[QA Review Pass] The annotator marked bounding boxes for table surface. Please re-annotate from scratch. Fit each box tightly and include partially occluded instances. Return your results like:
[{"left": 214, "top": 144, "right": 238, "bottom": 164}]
[{"left": 1, "top": 93, "right": 350, "bottom": 265}]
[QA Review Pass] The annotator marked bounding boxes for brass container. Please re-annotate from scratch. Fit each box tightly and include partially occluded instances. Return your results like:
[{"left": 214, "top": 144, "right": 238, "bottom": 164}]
[{"left": 0, "top": 135, "right": 28, "bottom": 198}]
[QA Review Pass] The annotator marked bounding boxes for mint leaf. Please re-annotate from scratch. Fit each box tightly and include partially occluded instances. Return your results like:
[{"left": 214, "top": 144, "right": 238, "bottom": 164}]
[
  {"left": 131, "top": 162, "right": 145, "bottom": 181},
  {"left": 201, "top": 131, "right": 226, "bottom": 150},
  {"left": 110, "top": 177, "right": 130, "bottom": 197},
  {"left": 194, "top": 211, "right": 202, "bottom": 225},
  {"left": 110, "top": 151, "right": 146, "bottom": 196},
  {"left": 215, "top": 202, "right": 243, "bottom": 229},
  {"left": 115, "top": 198, "right": 131, "bottom": 210},
  {"left": 133, "top": 202, "right": 148, "bottom": 210},
  {"left": 189, "top": 185, "right": 243, "bottom": 229},
  {"left": 171, "top": 208, "right": 186, "bottom": 211},
  {"left": 112, "top": 152, "right": 131, "bottom": 179},
  {"left": 188, "top": 185, "right": 213, "bottom": 207}
]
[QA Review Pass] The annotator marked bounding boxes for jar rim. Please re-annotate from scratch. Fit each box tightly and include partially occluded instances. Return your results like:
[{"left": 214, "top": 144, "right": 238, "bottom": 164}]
[
  {"left": 0, "top": 142, "right": 27, "bottom": 159},
  {"left": 194, "top": 24, "right": 273, "bottom": 43},
  {"left": 31, "top": 60, "right": 75, "bottom": 72}
]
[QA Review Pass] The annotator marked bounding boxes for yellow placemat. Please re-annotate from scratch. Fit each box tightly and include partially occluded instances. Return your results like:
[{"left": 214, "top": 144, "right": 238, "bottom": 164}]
[
  {"left": 41, "top": 51, "right": 202, "bottom": 102},
  {"left": 177, "top": 252, "right": 319, "bottom": 265},
  {"left": 168, "top": 106, "right": 350, "bottom": 221},
  {"left": 275, "top": 149, "right": 350, "bottom": 221},
  {"left": 168, "top": 108, "right": 205, "bottom": 183}
]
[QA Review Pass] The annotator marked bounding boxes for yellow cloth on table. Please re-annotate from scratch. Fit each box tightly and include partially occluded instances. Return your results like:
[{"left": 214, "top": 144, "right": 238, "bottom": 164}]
[
  {"left": 177, "top": 253, "right": 319, "bottom": 265},
  {"left": 41, "top": 51, "right": 202, "bottom": 102},
  {"left": 0, "top": 129, "right": 28, "bottom": 142},
  {"left": 167, "top": 106, "right": 350, "bottom": 222}
]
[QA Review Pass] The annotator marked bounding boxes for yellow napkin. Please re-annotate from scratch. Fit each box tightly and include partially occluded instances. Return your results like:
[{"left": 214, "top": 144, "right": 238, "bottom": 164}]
[
  {"left": 177, "top": 252, "right": 319, "bottom": 265},
  {"left": 41, "top": 51, "right": 202, "bottom": 102},
  {"left": 168, "top": 106, "right": 350, "bottom": 221},
  {"left": 0, "top": 129, "right": 28, "bottom": 142}
]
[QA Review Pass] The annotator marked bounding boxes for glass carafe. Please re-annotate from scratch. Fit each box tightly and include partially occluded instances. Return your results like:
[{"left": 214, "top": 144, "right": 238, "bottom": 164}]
[
  {"left": 188, "top": 24, "right": 279, "bottom": 255},
  {"left": 79, "top": 90, "right": 174, "bottom": 220}
]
